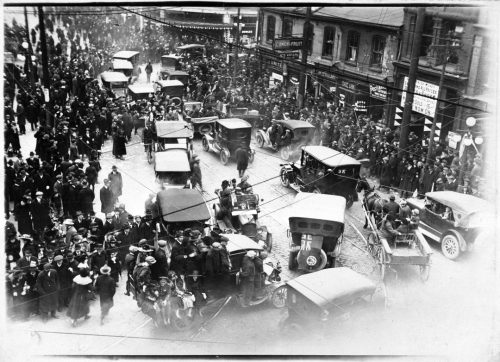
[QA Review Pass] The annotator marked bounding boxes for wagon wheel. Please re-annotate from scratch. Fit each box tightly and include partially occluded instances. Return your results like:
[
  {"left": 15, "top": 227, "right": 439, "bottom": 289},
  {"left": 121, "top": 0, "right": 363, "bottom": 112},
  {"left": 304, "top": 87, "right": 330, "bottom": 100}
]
[
  {"left": 271, "top": 285, "right": 287, "bottom": 308},
  {"left": 280, "top": 168, "right": 290, "bottom": 187},
  {"left": 256, "top": 133, "right": 265, "bottom": 148},
  {"left": 419, "top": 264, "right": 431, "bottom": 282},
  {"left": 377, "top": 247, "right": 386, "bottom": 281},
  {"left": 220, "top": 149, "right": 230, "bottom": 165},
  {"left": 202, "top": 137, "right": 209, "bottom": 152},
  {"left": 280, "top": 146, "right": 291, "bottom": 161},
  {"left": 171, "top": 307, "right": 197, "bottom": 331}
]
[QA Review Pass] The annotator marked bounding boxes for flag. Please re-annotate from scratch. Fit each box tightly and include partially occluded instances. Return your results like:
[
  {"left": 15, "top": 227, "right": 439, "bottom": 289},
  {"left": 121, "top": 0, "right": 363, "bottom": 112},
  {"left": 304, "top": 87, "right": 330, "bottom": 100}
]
[
  {"left": 394, "top": 120, "right": 401, "bottom": 126},
  {"left": 425, "top": 118, "right": 433, "bottom": 125}
]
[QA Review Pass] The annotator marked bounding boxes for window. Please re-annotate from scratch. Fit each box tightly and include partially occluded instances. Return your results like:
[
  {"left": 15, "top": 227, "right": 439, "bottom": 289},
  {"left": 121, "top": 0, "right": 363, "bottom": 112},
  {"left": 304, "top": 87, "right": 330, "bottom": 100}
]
[
  {"left": 304, "top": 22, "right": 314, "bottom": 55},
  {"left": 346, "top": 31, "right": 360, "bottom": 63},
  {"left": 322, "top": 26, "right": 335, "bottom": 57},
  {"left": 370, "top": 35, "right": 386, "bottom": 67},
  {"left": 266, "top": 15, "right": 276, "bottom": 42},
  {"left": 420, "top": 16, "right": 434, "bottom": 57},
  {"left": 282, "top": 18, "right": 293, "bottom": 37}
]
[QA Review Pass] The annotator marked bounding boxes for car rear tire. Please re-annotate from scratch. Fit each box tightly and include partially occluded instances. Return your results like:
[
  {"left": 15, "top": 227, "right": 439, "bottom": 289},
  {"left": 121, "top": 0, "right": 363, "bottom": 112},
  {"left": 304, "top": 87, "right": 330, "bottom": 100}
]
[
  {"left": 441, "top": 234, "right": 461, "bottom": 260},
  {"left": 202, "top": 137, "right": 209, "bottom": 152},
  {"left": 256, "top": 134, "right": 264, "bottom": 148},
  {"left": 220, "top": 149, "right": 230, "bottom": 165},
  {"left": 280, "top": 168, "right": 290, "bottom": 187},
  {"left": 280, "top": 146, "right": 291, "bottom": 161},
  {"left": 271, "top": 285, "right": 287, "bottom": 308}
]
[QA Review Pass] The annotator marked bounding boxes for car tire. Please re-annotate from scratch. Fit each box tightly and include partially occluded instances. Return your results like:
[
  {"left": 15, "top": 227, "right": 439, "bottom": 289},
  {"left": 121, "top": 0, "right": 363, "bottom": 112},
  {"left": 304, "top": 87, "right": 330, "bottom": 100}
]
[
  {"left": 202, "top": 137, "right": 209, "bottom": 152},
  {"left": 280, "top": 168, "right": 290, "bottom": 187},
  {"left": 271, "top": 285, "right": 287, "bottom": 308},
  {"left": 220, "top": 149, "right": 230, "bottom": 165},
  {"left": 256, "top": 134, "right": 264, "bottom": 148},
  {"left": 441, "top": 234, "right": 461, "bottom": 260},
  {"left": 280, "top": 146, "right": 291, "bottom": 161}
]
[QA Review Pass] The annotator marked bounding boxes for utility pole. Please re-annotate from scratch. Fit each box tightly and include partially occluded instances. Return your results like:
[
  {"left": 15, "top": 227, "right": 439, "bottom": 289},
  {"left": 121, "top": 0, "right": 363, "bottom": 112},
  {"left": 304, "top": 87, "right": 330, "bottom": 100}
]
[
  {"left": 297, "top": 6, "right": 311, "bottom": 108},
  {"left": 398, "top": 7, "right": 425, "bottom": 158},
  {"left": 38, "top": 6, "right": 50, "bottom": 90},
  {"left": 233, "top": 7, "right": 241, "bottom": 87},
  {"left": 24, "top": 6, "right": 35, "bottom": 87},
  {"left": 426, "top": 36, "right": 450, "bottom": 164}
]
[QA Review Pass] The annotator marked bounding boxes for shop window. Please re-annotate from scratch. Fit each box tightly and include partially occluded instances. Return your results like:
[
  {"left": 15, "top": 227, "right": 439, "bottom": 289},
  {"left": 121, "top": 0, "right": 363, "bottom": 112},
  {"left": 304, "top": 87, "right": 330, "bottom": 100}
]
[
  {"left": 266, "top": 15, "right": 276, "bottom": 42},
  {"left": 346, "top": 31, "right": 360, "bottom": 63},
  {"left": 438, "top": 19, "right": 463, "bottom": 65},
  {"left": 370, "top": 35, "right": 386, "bottom": 67},
  {"left": 322, "top": 26, "right": 335, "bottom": 58},
  {"left": 282, "top": 18, "right": 293, "bottom": 37},
  {"left": 420, "top": 16, "right": 434, "bottom": 58}
]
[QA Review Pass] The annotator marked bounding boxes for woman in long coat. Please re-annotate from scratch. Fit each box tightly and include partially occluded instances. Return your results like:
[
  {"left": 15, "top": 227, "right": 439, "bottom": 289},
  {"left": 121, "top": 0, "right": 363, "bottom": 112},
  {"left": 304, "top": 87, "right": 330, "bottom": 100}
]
[
  {"left": 67, "top": 268, "right": 93, "bottom": 327},
  {"left": 14, "top": 196, "right": 33, "bottom": 235},
  {"left": 113, "top": 129, "right": 127, "bottom": 160}
]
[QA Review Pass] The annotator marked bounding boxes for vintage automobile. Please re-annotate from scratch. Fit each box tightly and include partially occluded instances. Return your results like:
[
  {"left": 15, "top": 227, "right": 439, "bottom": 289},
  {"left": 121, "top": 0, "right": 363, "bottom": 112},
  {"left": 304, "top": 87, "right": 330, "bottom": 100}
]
[
  {"left": 287, "top": 193, "right": 346, "bottom": 272},
  {"left": 280, "top": 145, "right": 361, "bottom": 208},
  {"left": 160, "top": 54, "right": 183, "bottom": 72},
  {"left": 127, "top": 83, "right": 155, "bottom": 101},
  {"left": 154, "top": 120, "right": 194, "bottom": 158},
  {"left": 176, "top": 44, "right": 206, "bottom": 59},
  {"left": 256, "top": 119, "right": 316, "bottom": 161},
  {"left": 100, "top": 71, "right": 129, "bottom": 99},
  {"left": 159, "top": 70, "right": 189, "bottom": 86},
  {"left": 182, "top": 101, "right": 218, "bottom": 135},
  {"left": 406, "top": 191, "right": 494, "bottom": 260},
  {"left": 112, "top": 50, "right": 140, "bottom": 81},
  {"left": 156, "top": 188, "right": 211, "bottom": 237},
  {"left": 221, "top": 105, "right": 260, "bottom": 127},
  {"left": 154, "top": 79, "right": 184, "bottom": 106},
  {"left": 202, "top": 118, "right": 255, "bottom": 165},
  {"left": 154, "top": 148, "right": 192, "bottom": 189},
  {"left": 280, "top": 267, "right": 378, "bottom": 332}
]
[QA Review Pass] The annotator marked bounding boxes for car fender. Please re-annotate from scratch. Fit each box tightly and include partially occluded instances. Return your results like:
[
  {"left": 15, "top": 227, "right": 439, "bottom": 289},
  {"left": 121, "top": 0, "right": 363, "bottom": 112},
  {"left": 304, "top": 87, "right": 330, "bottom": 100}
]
[
  {"left": 256, "top": 129, "right": 270, "bottom": 145},
  {"left": 444, "top": 229, "right": 467, "bottom": 251}
]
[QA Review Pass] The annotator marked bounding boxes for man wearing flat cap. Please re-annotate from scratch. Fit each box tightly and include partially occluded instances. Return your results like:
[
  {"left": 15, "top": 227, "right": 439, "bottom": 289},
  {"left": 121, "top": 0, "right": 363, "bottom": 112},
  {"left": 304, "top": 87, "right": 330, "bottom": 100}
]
[{"left": 36, "top": 263, "right": 59, "bottom": 321}]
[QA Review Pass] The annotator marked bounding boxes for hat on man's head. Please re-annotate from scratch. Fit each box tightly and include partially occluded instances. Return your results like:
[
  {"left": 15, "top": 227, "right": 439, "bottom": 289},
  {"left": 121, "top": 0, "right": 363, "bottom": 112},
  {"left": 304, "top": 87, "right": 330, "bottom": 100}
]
[
  {"left": 100, "top": 265, "right": 111, "bottom": 274},
  {"left": 54, "top": 255, "right": 64, "bottom": 262},
  {"left": 36, "top": 191, "right": 44, "bottom": 196},
  {"left": 145, "top": 256, "right": 156, "bottom": 264},
  {"left": 389, "top": 195, "right": 396, "bottom": 201}
]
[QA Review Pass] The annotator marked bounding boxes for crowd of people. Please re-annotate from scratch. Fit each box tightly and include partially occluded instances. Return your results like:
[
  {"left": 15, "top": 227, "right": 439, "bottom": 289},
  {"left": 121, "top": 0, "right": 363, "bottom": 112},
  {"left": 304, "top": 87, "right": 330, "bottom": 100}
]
[{"left": 4, "top": 7, "right": 486, "bottom": 326}]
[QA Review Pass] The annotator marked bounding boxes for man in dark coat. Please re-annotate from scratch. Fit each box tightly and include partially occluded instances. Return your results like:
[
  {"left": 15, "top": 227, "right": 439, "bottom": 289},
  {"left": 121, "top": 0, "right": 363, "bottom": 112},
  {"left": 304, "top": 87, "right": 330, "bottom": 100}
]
[
  {"left": 235, "top": 147, "right": 249, "bottom": 178},
  {"left": 100, "top": 179, "right": 114, "bottom": 214},
  {"left": 52, "top": 255, "right": 72, "bottom": 310},
  {"left": 78, "top": 180, "right": 95, "bottom": 215},
  {"left": 95, "top": 265, "right": 116, "bottom": 325},
  {"left": 36, "top": 263, "right": 59, "bottom": 321},
  {"left": 31, "top": 192, "right": 51, "bottom": 241}
]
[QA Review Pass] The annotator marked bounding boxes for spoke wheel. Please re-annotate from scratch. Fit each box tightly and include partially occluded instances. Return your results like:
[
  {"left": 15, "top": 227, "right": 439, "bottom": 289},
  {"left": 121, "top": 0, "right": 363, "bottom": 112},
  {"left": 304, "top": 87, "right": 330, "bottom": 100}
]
[
  {"left": 256, "top": 134, "right": 264, "bottom": 148},
  {"left": 220, "top": 149, "right": 229, "bottom": 165},
  {"left": 280, "top": 146, "right": 291, "bottom": 161},
  {"left": 441, "top": 234, "right": 461, "bottom": 260},
  {"left": 280, "top": 168, "right": 290, "bottom": 187},
  {"left": 271, "top": 285, "right": 287, "bottom": 308}
]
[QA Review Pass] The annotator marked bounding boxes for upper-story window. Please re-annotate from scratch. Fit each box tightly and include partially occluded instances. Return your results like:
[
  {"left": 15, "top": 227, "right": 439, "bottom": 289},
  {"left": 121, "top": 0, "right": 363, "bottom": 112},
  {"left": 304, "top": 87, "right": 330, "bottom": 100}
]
[
  {"left": 282, "top": 18, "right": 293, "bottom": 37},
  {"left": 370, "top": 35, "right": 386, "bottom": 67},
  {"left": 266, "top": 15, "right": 276, "bottom": 42},
  {"left": 322, "top": 26, "right": 335, "bottom": 58},
  {"left": 346, "top": 31, "right": 360, "bottom": 63},
  {"left": 304, "top": 22, "right": 314, "bottom": 55}
]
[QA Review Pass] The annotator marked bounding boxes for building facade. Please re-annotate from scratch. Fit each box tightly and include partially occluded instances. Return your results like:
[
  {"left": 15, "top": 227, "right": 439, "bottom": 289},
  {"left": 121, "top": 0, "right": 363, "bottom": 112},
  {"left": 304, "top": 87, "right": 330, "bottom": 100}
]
[{"left": 257, "top": 7, "right": 404, "bottom": 124}]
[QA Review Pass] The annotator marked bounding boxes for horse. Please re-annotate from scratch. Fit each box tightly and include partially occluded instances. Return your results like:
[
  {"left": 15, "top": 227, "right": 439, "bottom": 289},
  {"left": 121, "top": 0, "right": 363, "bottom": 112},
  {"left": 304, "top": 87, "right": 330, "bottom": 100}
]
[{"left": 356, "top": 177, "right": 388, "bottom": 229}]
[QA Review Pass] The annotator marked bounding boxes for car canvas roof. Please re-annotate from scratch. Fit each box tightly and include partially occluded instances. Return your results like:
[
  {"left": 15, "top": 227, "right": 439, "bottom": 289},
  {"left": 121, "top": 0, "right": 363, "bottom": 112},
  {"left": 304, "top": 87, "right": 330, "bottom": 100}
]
[
  {"left": 112, "top": 59, "right": 133, "bottom": 70},
  {"left": 217, "top": 118, "right": 252, "bottom": 129},
  {"left": 113, "top": 50, "right": 140, "bottom": 59},
  {"left": 289, "top": 192, "right": 346, "bottom": 223},
  {"left": 156, "top": 79, "right": 184, "bottom": 88},
  {"left": 167, "top": 70, "right": 189, "bottom": 76},
  {"left": 162, "top": 54, "right": 183, "bottom": 59},
  {"left": 157, "top": 188, "right": 211, "bottom": 222},
  {"left": 425, "top": 191, "right": 492, "bottom": 214},
  {"left": 222, "top": 233, "right": 263, "bottom": 254},
  {"left": 155, "top": 121, "right": 193, "bottom": 139},
  {"left": 128, "top": 83, "right": 155, "bottom": 94},
  {"left": 286, "top": 267, "right": 376, "bottom": 309},
  {"left": 154, "top": 149, "right": 191, "bottom": 172},
  {"left": 278, "top": 119, "right": 315, "bottom": 130},
  {"left": 100, "top": 71, "right": 129, "bottom": 83},
  {"left": 177, "top": 44, "right": 205, "bottom": 50},
  {"left": 302, "top": 146, "right": 361, "bottom": 167}
]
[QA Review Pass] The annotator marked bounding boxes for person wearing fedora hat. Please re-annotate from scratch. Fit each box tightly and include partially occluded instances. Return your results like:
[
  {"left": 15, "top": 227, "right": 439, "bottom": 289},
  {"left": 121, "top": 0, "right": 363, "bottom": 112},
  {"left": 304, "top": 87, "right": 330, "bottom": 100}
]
[
  {"left": 95, "top": 265, "right": 116, "bottom": 325},
  {"left": 35, "top": 262, "right": 59, "bottom": 321}
]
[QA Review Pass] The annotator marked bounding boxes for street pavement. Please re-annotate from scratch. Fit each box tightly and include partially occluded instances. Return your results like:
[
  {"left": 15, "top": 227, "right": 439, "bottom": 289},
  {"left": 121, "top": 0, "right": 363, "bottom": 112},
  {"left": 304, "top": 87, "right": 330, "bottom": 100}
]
[{"left": 5, "top": 68, "right": 498, "bottom": 358}]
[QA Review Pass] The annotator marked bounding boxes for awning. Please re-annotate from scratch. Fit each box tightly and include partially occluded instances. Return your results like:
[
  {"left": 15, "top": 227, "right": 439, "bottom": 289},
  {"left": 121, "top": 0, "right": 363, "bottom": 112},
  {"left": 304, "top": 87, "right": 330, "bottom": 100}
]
[{"left": 166, "top": 20, "right": 232, "bottom": 30}]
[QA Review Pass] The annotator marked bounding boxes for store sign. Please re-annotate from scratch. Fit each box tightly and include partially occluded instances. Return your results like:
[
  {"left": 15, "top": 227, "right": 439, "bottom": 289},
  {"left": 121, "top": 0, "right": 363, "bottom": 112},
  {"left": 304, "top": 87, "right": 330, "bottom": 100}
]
[
  {"left": 265, "top": 58, "right": 282, "bottom": 70},
  {"left": 341, "top": 80, "right": 356, "bottom": 91},
  {"left": 354, "top": 100, "right": 367, "bottom": 112},
  {"left": 273, "top": 37, "right": 304, "bottom": 51},
  {"left": 317, "top": 70, "right": 336, "bottom": 81},
  {"left": 278, "top": 51, "right": 300, "bottom": 60},
  {"left": 369, "top": 84, "right": 387, "bottom": 101},
  {"left": 448, "top": 131, "right": 461, "bottom": 149},
  {"left": 401, "top": 77, "right": 439, "bottom": 118}
]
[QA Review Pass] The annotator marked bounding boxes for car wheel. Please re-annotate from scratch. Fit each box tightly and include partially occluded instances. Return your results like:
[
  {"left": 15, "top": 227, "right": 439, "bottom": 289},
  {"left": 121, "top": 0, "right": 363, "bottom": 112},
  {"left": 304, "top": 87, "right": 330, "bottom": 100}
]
[
  {"left": 256, "top": 134, "right": 264, "bottom": 148},
  {"left": 280, "top": 146, "right": 291, "bottom": 161},
  {"left": 441, "top": 234, "right": 461, "bottom": 260},
  {"left": 280, "top": 168, "right": 290, "bottom": 187},
  {"left": 220, "top": 149, "right": 229, "bottom": 165},
  {"left": 271, "top": 285, "right": 287, "bottom": 308},
  {"left": 202, "top": 137, "right": 209, "bottom": 152}
]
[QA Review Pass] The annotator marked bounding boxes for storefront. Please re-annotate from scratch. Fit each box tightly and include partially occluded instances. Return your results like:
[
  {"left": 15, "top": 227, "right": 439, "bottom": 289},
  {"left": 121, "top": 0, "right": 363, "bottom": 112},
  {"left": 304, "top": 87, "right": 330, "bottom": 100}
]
[
  {"left": 315, "top": 69, "right": 337, "bottom": 102},
  {"left": 337, "top": 78, "right": 369, "bottom": 114},
  {"left": 368, "top": 83, "right": 388, "bottom": 123}
]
